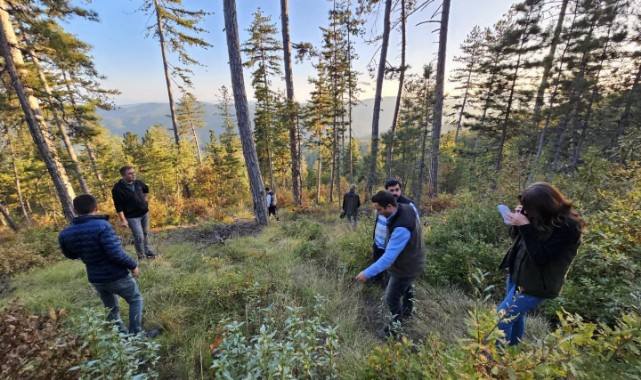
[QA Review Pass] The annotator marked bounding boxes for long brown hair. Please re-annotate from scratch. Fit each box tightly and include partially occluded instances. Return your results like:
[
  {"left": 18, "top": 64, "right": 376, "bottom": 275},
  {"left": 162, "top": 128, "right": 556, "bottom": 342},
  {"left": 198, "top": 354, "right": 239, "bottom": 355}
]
[{"left": 518, "top": 182, "right": 585, "bottom": 239}]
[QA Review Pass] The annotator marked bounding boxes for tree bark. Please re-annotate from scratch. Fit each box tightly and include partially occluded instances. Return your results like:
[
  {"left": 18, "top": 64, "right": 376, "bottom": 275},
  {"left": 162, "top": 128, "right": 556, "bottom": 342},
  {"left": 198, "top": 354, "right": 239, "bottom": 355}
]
[
  {"left": 387, "top": 0, "right": 407, "bottom": 176},
  {"left": 83, "top": 140, "right": 108, "bottom": 198},
  {"left": 29, "top": 50, "right": 90, "bottom": 194},
  {"left": 366, "top": 0, "right": 392, "bottom": 195},
  {"left": 429, "top": 0, "right": 450, "bottom": 198},
  {"left": 223, "top": 0, "right": 268, "bottom": 225},
  {"left": 0, "top": 2, "right": 75, "bottom": 221},
  {"left": 5, "top": 128, "right": 30, "bottom": 224},
  {"left": 280, "top": 0, "right": 302, "bottom": 206},
  {"left": 153, "top": 0, "right": 180, "bottom": 145},
  {"left": 0, "top": 203, "right": 18, "bottom": 232}
]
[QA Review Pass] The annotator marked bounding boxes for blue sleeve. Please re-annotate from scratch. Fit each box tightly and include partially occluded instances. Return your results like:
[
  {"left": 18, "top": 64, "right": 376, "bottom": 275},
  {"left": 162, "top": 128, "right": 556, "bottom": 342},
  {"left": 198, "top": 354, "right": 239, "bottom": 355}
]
[
  {"left": 363, "top": 227, "right": 411, "bottom": 278},
  {"left": 99, "top": 223, "right": 137, "bottom": 270}
]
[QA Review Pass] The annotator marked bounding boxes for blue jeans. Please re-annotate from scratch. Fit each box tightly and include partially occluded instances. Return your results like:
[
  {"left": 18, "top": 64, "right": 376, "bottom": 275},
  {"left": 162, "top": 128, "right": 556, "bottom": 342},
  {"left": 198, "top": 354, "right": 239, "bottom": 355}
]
[
  {"left": 497, "top": 276, "right": 544, "bottom": 346},
  {"left": 126, "top": 212, "right": 153, "bottom": 258},
  {"left": 385, "top": 274, "right": 418, "bottom": 322},
  {"left": 92, "top": 275, "right": 143, "bottom": 334}
]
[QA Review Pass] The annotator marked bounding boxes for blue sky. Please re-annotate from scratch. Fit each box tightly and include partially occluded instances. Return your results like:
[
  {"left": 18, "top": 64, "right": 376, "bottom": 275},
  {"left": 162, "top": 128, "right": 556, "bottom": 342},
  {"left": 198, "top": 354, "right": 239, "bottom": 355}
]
[{"left": 64, "top": 0, "right": 516, "bottom": 104}]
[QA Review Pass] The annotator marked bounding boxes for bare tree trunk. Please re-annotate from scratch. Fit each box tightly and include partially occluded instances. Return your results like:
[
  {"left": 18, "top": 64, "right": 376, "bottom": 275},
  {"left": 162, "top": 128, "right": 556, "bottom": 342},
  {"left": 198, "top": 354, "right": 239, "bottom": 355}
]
[
  {"left": 0, "top": 2, "right": 75, "bottom": 221},
  {"left": 429, "top": 0, "right": 450, "bottom": 198},
  {"left": 346, "top": 0, "right": 354, "bottom": 183},
  {"left": 83, "top": 140, "right": 108, "bottom": 198},
  {"left": 416, "top": 68, "right": 433, "bottom": 206},
  {"left": 29, "top": 50, "right": 90, "bottom": 194},
  {"left": 495, "top": 52, "right": 522, "bottom": 173},
  {"left": 387, "top": 0, "right": 407, "bottom": 176},
  {"left": 153, "top": 0, "right": 181, "bottom": 146},
  {"left": 223, "top": 0, "right": 268, "bottom": 225},
  {"left": 280, "top": 0, "right": 302, "bottom": 206},
  {"left": 190, "top": 122, "right": 203, "bottom": 164},
  {"left": 611, "top": 62, "right": 641, "bottom": 161},
  {"left": 366, "top": 0, "right": 392, "bottom": 195},
  {"left": 0, "top": 203, "right": 18, "bottom": 232},
  {"left": 454, "top": 68, "right": 472, "bottom": 144},
  {"left": 5, "top": 129, "right": 30, "bottom": 224}
]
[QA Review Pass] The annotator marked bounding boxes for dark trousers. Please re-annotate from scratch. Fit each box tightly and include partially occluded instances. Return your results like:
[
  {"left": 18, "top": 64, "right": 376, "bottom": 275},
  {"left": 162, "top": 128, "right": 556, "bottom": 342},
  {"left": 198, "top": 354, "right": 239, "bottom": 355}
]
[
  {"left": 268, "top": 206, "right": 277, "bottom": 216},
  {"left": 385, "top": 274, "right": 417, "bottom": 322}
]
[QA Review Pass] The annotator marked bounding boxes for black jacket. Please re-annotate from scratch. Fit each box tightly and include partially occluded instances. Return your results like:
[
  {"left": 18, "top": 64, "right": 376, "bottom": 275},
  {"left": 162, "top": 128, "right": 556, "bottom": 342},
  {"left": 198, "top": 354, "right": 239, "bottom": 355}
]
[
  {"left": 386, "top": 204, "right": 426, "bottom": 278},
  {"left": 112, "top": 179, "right": 149, "bottom": 218},
  {"left": 342, "top": 191, "right": 361, "bottom": 217},
  {"left": 499, "top": 220, "right": 581, "bottom": 298}
]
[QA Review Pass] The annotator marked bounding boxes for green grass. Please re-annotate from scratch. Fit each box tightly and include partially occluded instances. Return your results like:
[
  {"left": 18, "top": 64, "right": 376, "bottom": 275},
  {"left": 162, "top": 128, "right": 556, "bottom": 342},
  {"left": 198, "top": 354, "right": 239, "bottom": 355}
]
[{"left": 1, "top": 214, "right": 553, "bottom": 378}]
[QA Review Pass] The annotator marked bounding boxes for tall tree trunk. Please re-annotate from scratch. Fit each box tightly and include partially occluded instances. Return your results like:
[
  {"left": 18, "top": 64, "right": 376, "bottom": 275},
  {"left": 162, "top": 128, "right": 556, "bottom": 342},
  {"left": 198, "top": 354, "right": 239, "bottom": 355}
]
[
  {"left": 28, "top": 50, "right": 90, "bottom": 194},
  {"left": 280, "top": 0, "right": 302, "bottom": 206},
  {"left": 532, "top": 0, "right": 568, "bottom": 130},
  {"left": 83, "top": 140, "right": 108, "bottom": 198},
  {"left": 416, "top": 79, "right": 432, "bottom": 208},
  {"left": 346, "top": 0, "right": 354, "bottom": 183},
  {"left": 190, "top": 122, "right": 203, "bottom": 164},
  {"left": 223, "top": 0, "right": 268, "bottom": 225},
  {"left": 0, "top": 203, "right": 18, "bottom": 232},
  {"left": 153, "top": 0, "right": 181, "bottom": 146},
  {"left": 387, "top": 0, "right": 407, "bottom": 176},
  {"left": 429, "top": 0, "right": 450, "bottom": 198},
  {"left": 5, "top": 129, "right": 30, "bottom": 224},
  {"left": 454, "top": 67, "right": 472, "bottom": 144},
  {"left": 495, "top": 52, "right": 523, "bottom": 173},
  {"left": 316, "top": 123, "right": 322, "bottom": 204},
  {"left": 366, "top": 0, "right": 392, "bottom": 195},
  {"left": 611, "top": 62, "right": 641, "bottom": 160},
  {"left": 0, "top": 2, "right": 75, "bottom": 221}
]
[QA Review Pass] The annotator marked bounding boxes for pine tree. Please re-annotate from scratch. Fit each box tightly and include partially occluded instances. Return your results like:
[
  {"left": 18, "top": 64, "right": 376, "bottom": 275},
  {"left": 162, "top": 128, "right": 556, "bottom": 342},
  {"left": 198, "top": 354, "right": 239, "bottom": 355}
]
[
  {"left": 242, "top": 8, "right": 284, "bottom": 191},
  {"left": 223, "top": 0, "right": 268, "bottom": 225},
  {"left": 140, "top": 0, "right": 211, "bottom": 146},
  {"left": 176, "top": 92, "right": 205, "bottom": 165}
]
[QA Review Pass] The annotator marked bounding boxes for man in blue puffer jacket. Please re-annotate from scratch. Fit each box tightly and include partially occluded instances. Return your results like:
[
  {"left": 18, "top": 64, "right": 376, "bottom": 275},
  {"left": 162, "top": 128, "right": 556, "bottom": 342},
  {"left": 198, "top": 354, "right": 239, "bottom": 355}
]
[{"left": 59, "top": 194, "right": 147, "bottom": 335}]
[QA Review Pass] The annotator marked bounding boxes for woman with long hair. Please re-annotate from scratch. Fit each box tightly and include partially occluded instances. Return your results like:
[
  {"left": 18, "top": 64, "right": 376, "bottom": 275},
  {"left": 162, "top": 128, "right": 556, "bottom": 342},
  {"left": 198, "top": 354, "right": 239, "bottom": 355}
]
[{"left": 497, "top": 182, "right": 585, "bottom": 346}]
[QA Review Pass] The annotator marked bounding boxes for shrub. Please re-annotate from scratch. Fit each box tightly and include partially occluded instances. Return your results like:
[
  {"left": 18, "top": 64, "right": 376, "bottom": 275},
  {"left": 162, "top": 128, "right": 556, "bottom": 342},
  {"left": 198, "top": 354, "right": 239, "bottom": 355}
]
[
  {"left": 70, "top": 308, "right": 160, "bottom": 379},
  {"left": 210, "top": 295, "right": 340, "bottom": 379},
  {"left": 280, "top": 220, "right": 325, "bottom": 241},
  {"left": 0, "top": 227, "right": 61, "bottom": 276}
]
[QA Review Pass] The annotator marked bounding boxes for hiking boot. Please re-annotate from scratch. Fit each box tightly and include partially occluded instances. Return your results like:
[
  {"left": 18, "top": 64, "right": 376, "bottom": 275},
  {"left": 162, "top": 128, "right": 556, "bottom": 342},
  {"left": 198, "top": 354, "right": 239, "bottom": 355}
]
[
  {"left": 145, "top": 250, "right": 158, "bottom": 259},
  {"left": 144, "top": 328, "right": 161, "bottom": 339}
]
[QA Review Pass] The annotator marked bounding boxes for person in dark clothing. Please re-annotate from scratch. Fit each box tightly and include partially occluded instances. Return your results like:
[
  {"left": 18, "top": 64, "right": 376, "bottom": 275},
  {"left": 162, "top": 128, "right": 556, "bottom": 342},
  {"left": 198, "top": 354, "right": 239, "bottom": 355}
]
[
  {"left": 356, "top": 191, "right": 426, "bottom": 339},
  {"left": 265, "top": 187, "right": 279, "bottom": 221},
  {"left": 112, "top": 166, "right": 156, "bottom": 260},
  {"left": 342, "top": 184, "right": 361, "bottom": 228},
  {"left": 497, "top": 182, "right": 585, "bottom": 346},
  {"left": 59, "top": 194, "right": 158, "bottom": 337}
]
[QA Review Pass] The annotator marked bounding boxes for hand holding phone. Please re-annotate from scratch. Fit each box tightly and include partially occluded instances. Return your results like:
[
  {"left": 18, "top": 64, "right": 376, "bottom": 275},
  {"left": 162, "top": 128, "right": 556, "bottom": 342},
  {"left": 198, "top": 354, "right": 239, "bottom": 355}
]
[{"left": 497, "top": 204, "right": 511, "bottom": 224}]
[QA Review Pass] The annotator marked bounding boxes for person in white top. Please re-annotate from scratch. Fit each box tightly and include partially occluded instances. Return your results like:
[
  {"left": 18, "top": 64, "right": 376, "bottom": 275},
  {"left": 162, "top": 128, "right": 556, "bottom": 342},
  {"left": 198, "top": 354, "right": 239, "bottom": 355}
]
[{"left": 265, "top": 187, "right": 279, "bottom": 221}]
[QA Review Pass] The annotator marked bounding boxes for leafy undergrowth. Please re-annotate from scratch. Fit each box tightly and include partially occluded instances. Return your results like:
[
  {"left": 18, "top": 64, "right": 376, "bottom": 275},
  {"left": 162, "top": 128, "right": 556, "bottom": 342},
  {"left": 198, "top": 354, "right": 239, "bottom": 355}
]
[{"left": 2, "top": 209, "right": 641, "bottom": 378}]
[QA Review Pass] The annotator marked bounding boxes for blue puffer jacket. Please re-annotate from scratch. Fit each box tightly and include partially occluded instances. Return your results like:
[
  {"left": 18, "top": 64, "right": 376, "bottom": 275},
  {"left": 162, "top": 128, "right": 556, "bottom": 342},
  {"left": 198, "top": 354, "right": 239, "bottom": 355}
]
[{"left": 59, "top": 215, "right": 137, "bottom": 284}]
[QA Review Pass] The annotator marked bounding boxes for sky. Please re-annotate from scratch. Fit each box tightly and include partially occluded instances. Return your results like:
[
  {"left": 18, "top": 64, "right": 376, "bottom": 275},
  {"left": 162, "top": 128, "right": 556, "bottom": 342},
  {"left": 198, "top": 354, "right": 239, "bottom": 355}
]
[{"left": 63, "top": 0, "right": 517, "bottom": 105}]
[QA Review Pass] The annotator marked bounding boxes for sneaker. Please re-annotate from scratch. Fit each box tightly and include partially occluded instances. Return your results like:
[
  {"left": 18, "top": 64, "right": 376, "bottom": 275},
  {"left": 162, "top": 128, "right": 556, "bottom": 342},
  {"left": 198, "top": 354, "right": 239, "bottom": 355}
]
[
  {"left": 145, "top": 250, "right": 158, "bottom": 259},
  {"left": 144, "top": 328, "right": 161, "bottom": 338}
]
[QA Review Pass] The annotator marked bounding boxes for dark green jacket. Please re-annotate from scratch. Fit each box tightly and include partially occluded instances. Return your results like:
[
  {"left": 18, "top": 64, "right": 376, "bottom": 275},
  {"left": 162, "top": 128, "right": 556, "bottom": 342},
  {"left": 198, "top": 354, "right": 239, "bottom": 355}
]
[
  {"left": 499, "top": 220, "right": 581, "bottom": 299},
  {"left": 386, "top": 204, "right": 425, "bottom": 278}
]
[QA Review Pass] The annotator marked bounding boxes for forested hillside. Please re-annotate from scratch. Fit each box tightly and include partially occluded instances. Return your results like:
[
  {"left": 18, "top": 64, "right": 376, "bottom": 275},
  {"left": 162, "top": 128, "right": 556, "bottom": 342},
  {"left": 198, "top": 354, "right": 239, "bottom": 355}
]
[{"left": 1, "top": 0, "right": 640, "bottom": 378}]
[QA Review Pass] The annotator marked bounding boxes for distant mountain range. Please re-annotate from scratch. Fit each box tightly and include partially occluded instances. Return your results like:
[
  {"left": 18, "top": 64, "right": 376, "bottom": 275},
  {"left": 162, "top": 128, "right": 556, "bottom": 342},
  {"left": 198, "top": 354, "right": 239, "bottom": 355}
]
[{"left": 97, "top": 97, "right": 401, "bottom": 143}]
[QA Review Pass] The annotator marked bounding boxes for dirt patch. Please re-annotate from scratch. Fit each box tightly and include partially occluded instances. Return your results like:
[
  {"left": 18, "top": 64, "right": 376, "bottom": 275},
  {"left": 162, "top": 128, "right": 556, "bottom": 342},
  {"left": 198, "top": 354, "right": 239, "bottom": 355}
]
[{"left": 159, "top": 220, "right": 262, "bottom": 246}]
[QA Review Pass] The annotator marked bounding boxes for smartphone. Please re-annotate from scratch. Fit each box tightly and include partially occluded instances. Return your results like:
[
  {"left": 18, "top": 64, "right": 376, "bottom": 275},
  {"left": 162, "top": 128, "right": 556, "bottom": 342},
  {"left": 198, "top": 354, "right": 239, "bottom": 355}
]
[{"left": 497, "top": 204, "right": 511, "bottom": 224}]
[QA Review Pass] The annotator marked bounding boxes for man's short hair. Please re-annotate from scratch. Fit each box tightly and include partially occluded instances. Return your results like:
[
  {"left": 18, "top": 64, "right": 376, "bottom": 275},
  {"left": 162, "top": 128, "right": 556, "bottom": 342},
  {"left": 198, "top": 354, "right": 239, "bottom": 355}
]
[
  {"left": 119, "top": 165, "right": 133, "bottom": 176},
  {"left": 371, "top": 190, "right": 397, "bottom": 208},
  {"left": 265, "top": 187, "right": 270, "bottom": 191},
  {"left": 73, "top": 194, "right": 98, "bottom": 215},
  {"left": 385, "top": 178, "right": 402, "bottom": 189}
]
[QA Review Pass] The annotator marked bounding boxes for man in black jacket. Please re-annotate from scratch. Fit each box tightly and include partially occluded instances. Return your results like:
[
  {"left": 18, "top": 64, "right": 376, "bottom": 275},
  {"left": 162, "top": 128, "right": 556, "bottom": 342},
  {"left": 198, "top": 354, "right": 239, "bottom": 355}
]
[
  {"left": 342, "top": 184, "right": 361, "bottom": 228},
  {"left": 112, "top": 166, "right": 157, "bottom": 260}
]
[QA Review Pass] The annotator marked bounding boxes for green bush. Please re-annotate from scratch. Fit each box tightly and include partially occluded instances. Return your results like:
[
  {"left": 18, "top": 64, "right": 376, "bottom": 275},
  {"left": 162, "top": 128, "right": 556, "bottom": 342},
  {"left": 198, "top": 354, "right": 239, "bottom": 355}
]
[
  {"left": 210, "top": 296, "right": 340, "bottom": 379},
  {"left": 0, "top": 227, "right": 61, "bottom": 275},
  {"left": 280, "top": 220, "right": 325, "bottom": 241},
  {"left": 70, "top": 308, "right": 160, "bottom": 379},
  {"left": 424, "top": 195, "right": 508, "bottom": 291}
]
